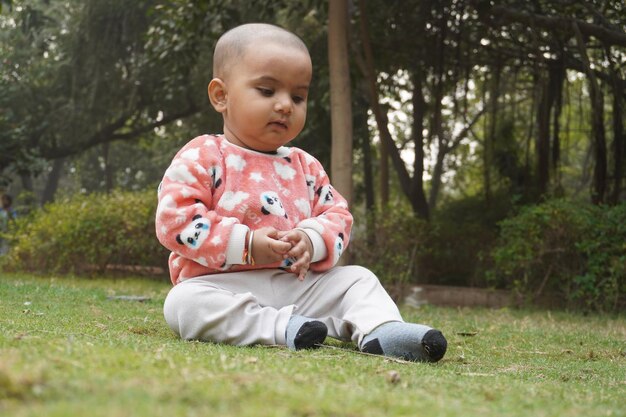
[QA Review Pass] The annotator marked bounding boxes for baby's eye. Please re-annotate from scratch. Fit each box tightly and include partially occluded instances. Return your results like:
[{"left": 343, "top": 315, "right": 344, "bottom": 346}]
[
  {"left": 292, "top": 95, "right": 305, "bottom": 104},
  {"left": 257, "top": 87, "right": 274, "bottom": 97}
]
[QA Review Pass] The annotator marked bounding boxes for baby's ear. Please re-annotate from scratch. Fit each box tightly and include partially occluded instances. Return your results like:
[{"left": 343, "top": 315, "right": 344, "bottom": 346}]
[{"left": 208, "top": 78, "right": 227, "bottom": 112}]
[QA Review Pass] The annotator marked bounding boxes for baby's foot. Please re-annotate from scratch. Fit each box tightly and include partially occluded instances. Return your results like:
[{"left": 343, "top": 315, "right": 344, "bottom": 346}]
[
  {"left": 360, "top": 321, "right": 447, "bottom": 362},
  {"left": 286, "top": 315, "right": 327, "bottom": 350}
]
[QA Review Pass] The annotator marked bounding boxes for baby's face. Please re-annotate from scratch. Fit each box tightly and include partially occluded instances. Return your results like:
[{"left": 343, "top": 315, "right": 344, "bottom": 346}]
[{"left": 219, "top": 41, "right": 312, "bottom": 152}]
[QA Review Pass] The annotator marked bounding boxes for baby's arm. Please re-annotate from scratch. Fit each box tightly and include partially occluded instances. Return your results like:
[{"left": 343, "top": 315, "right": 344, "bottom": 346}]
[{"left": 287, "top": 151, "right": 354, "bottom": 272}]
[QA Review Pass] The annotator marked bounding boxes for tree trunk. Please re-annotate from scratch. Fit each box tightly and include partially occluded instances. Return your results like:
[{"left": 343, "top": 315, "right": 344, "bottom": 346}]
[
  {"left": 328, "top": 0, "right": 353, "bottom": 207},
  {"left": 41, "top": 157, "right": 65, "bottom": 205},
  {"left": 482, "top": 75, "right": 492, "bottom": 204},
  {"left": 524, "top": 69, "right": 539, "bottom": 198},
  {"left": 611, "top": 83, "right": 624, "bottom": 204},
  {"left": 429, "top": 152, "right": 446, "bottom": 211},
  {"left": 360, "top": 114, "right": 377, "bottom": 245},
  {"left": 379, "top": 128, "right": 389, "bottom": 207},
  {"left": 573, "top": 22, "right": 607, "bottom": 204},
  {"left": 487, "top": 65, "right": 501, "bottom": 206},
  {"left": 609, "top": 57, "right": 624, "bottom": 204},
  {"left": 410, "top": 70, "right": 430, "bottom": 220},
  {"left": 550, "top": 62, "right": 565, "bottom": 182},
  {"left": 536, "top": 72, "right": 552, "bottom": 197},
  {"left": 356, "top": 0, "right": 413, "bottom": 209}
]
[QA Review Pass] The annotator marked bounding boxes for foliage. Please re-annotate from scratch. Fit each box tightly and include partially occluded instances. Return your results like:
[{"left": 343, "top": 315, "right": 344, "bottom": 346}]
[
  {"left": 1, "top": 275, "right": 625, "bottom": 417},
  {"left": 488, "top": 199, "right": 626, "bottom": 312},
  {"left": 420, "top": 193, "right": 513, "bottom": 287},
  {"left": 352, "top": 193, "right": 513, "bottom": 289},
  {"left": 350, "top": 205, "right": 429, "bottom": 291},
  {"left": 1, "top": 190, "right": 168, "bottom": 274}
]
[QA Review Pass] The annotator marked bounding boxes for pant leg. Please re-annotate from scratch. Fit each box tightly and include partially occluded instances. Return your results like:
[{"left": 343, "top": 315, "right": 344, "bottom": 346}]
[
  {"left": 163, "top": 266, "right": 402, "bottom": 347},
  {"left": 280, "top": 265, "right": 404, "bottom": 345},
  {"left": 163, "top": 274, "right": 295, "bottom": 346}
]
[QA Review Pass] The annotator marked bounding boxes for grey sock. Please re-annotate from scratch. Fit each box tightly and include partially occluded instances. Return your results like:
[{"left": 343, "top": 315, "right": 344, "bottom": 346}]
[
  {"left": 360, "top": 321, "right": 447, "bottom": 362},
  {"left": 285, "top": 315, "right": 327, "bottom": 350}
]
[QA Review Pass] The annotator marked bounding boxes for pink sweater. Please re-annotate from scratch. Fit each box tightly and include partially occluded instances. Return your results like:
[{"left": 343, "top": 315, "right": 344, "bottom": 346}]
[{"left": 156, "top": 134, "right": 353, "bottom": 285}]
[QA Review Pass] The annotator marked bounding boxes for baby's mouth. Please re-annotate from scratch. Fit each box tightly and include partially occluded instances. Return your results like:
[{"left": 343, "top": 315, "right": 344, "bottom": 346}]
[{"left": 269, "top": 120, "right": 288, "bottom": 129}]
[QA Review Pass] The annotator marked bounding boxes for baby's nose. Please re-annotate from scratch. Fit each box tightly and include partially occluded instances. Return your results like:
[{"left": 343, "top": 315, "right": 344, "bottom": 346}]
[{"left": 274, "top": 94, "right": 293, "bottom": 114}]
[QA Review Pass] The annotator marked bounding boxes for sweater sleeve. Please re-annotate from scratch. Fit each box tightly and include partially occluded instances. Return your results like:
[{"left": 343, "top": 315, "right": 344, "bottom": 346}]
[
  {"left": 155, "top": 136, "right": 247, "bottom": 270},
  {"left": 296, "top": 153, "right": 353, "bottom": 271}
]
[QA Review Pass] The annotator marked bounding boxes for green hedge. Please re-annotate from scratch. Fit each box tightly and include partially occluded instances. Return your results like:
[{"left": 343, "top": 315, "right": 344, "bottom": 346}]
[
  {"left": 488, "top": 199, "right": 626, "bottom": 312},
  {"left": 1, "top": 190, "right": 169, "bottom": 275}
]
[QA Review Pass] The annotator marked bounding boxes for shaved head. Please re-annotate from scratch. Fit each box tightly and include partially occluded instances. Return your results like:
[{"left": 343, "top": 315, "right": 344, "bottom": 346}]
[{"left": 213, "top": 23, "right": 309, "bottom": 79}]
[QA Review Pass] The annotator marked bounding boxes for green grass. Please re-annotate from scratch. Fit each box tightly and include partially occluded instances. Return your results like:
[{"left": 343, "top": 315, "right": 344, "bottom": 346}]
[{"left": 0, "top": 273, "right": 624, "bottom": 417}]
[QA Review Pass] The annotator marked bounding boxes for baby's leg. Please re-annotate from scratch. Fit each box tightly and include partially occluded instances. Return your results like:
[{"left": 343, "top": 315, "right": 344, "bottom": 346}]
[
  {"left": 163, "top": 275, "right": 325, "bottom": 349},
  {"left": 360, "top": 322, "right": 447, "bottom": 362},
  {"left": 295, "top": 266, "right": 447, "bottom": 362}
]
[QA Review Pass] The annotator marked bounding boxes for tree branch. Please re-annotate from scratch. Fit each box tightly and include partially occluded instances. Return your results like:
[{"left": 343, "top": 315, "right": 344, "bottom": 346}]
[
  {"left": 111, "top": 105, "right": 202, "bottom": 140},
  {"left": 46, "top": 104, "right": 202, "bottom": 159},
  {"left": 484, "top": 4, "right": 626, "bottom": 47}
]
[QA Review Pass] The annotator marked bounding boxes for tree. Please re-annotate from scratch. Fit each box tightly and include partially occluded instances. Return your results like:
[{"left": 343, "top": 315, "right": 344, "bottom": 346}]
[{"left": 328, "top": 0, "right": 353, "bottom": 206}]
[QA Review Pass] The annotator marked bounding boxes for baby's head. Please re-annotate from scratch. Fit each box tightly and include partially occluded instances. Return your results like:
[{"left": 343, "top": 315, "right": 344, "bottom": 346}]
[
  {"left": 208, "top": 23, "right": 313, "bottom": 152},
  {"left": 212, "top": 23, "right": 309, "bottom": 81}
]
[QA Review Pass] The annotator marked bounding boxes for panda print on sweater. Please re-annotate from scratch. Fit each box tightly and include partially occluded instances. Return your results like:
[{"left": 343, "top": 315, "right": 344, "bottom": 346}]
[
  {"left": 333, "top": 232, "right": 345, "bottom": 264},
  {"left": 260, "top": 191, "right": 288, "bottom": 219},
  {"left": 208, "top": 165, "right": 222, "bottom": 189},
  {"left": 176, "top": 214, "right": 210, "bottom": 249},
  {"left": 316, "top": 185, "right": 334, "bottom": 205}
]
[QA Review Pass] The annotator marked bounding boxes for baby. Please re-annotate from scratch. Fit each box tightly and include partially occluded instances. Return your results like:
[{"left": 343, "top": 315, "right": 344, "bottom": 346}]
[{"left": 155, "top": 23, "right": 447, "bottom": 361}]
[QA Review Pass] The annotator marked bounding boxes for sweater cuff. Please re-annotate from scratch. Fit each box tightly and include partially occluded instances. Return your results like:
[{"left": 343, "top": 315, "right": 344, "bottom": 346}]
[
  {"left": 225, "top": 224, "right": 250, "bottom": 265},
  {"left": 297, "top": 228, "right": 327, "bottom": 263}
]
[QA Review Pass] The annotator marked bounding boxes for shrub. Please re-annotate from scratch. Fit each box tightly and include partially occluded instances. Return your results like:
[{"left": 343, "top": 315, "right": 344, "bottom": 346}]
[
  {"left": 1, "top": 190, "right": 169, "bottom": 275},
  {"left": 351, "top": 195, "right": 508, "bottom": 291},
  {"left": 488, "top": 199, "right": 626, "bottom": 312},
  {"left": 421, "top": 194, "right": 511, "bottom": 287},
  {"left": 350, "top": 206, "right": 429, "bottom": 291}
]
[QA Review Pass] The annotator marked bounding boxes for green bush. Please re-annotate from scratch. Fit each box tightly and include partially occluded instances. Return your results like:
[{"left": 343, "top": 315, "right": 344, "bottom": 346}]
[
  {"left": 422, "top": 194, "right": 512, "bottom": 287},
  {"left": 351, "top": 206, "right": 429, "bottom": 291},
  {"left": 1, "top": 190, "right": 168, "bottom": 275},
  {"left": 351, "top": 195, "right": 508, "bottom": 291},
  {"left": 488, "top": 199, "right": 626, "bottom": 312}
]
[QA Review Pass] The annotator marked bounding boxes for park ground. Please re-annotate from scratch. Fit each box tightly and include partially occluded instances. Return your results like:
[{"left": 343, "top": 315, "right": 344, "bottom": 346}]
[{"left": 0, "top": 273, "right": 624, "bottom": 417}]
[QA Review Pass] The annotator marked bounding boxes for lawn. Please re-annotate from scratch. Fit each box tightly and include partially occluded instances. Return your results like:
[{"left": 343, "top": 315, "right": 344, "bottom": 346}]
[{"left": 0, "top": 273, "right": 624, "bottom": 417}]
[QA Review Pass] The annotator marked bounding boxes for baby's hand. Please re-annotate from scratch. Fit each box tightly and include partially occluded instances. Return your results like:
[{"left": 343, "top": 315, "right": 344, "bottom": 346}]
[
  {"left": 278, "top": 229, "right": 314, "bottom": 281},
  {"left": 251, "top": 227, "right": 292, "bottom": 265}
]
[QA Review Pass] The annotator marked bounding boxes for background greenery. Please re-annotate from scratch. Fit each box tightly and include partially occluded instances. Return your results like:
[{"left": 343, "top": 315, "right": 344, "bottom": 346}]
[{"left": 1, "top": 1, "right": 625, "bottom": 312}]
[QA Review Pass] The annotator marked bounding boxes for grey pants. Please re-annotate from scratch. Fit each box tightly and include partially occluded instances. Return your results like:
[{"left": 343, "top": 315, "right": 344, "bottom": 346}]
[{"left": 163, "top": 265, "right": 403, "bottom": 347}]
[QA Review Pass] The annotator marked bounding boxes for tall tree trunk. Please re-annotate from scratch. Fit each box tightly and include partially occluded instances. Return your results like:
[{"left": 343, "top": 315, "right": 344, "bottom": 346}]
[
  {"left": 328, "top": 0, "right": 353, "bottom": 206},
  {"left": 608, "top": 54, "right": 624, "bottom": 204},
  {"left": 550, "top": 61, "right": 565, "bottom": 183},
  {"left": 428, "top": 8, "right": 447, "bottom": 211},
  {"left": 359, "top": 110, "right": 377, "bottom": 245},
  {"left": 356, "top": 0, "right": 413, "bottom": 212},
  {"left": 482, "top": 75, "right": 492, "bottom": 204},
  {"left": 524, "top": 68, "right": 542, "bottom": 198},
  {"left": 611, "top": 82, "right": 624, "bottom": 204},
  {"left": 41, "top": 158, "right": 65, "bottom": 205},
  {"left": 536, "top": 72, "right": 552, "bottom": 198},
  {"left": 574, "top": 22, "right": 607, "bottom": 204},
  {"left": 356, "top": 0, "right": 387, "bottom": 207},
  {"left": 429, "top": 152, "right": 446, "bottom": 211},
  {"left": 487, "top": 64, "right": 501, "bottom": 206},
  {"left": 410, "top": 70, "right": 430, "bottom": 220},
  {"left": 379, "top": 127, "right": 389, "bottom": 207}
]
